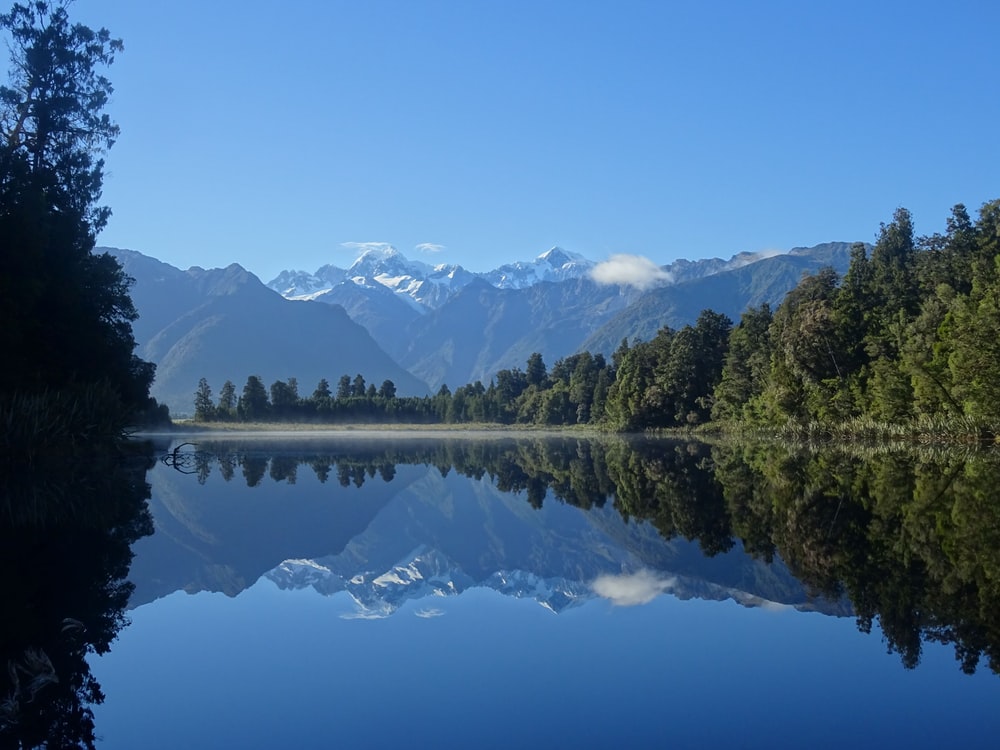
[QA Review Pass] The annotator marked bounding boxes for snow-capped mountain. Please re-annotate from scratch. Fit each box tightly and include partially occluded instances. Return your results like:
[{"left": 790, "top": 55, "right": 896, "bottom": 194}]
[
  {"left": 265, "top": 243, "right": 816, "bottom": 315},
  {"left": 478, "top": 246, "right": 597, "bottom": 289},
  {"left": 266, "top": 245, "right": 594, "bottom": 312}
]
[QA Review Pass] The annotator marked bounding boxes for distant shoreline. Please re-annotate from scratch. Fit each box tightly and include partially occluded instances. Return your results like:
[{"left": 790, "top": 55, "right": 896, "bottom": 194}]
[{"left": 132, "top": 421, "right": 610, "bottom": 440}]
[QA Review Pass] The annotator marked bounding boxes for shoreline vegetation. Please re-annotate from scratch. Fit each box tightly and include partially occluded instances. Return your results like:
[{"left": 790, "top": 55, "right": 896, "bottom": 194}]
[{"left": 146, "top": 420, "right": 607, "bottom": 437}]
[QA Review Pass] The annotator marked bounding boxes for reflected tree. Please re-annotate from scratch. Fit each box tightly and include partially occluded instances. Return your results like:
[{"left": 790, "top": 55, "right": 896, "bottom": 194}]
[
  {"left": 0, "top": 444, "right": 154, "bottom": 748},
  {"left": 168, "top": 435, "right": 1000, "bottom": 676}
]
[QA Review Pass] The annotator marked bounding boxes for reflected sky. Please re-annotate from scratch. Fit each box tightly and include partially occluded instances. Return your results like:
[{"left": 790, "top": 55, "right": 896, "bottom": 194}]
[
  {"left": 86, "top": 436, "right": 1000, "bottom": 748},
  {"left": 93, "top": 578, "right": 999, "bottom": 749}
]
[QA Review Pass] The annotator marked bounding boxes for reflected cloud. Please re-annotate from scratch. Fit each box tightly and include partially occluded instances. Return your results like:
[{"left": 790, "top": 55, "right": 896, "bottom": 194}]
[
  {"left": 591, "top": 570, "right": 676, "bottom": 606},
  {"left": 414, "top": 607, "right": 445, "bottom": 618},
  {"left": 590, "top": 254, "right": 673, "bottom": 290},
  {"left": 339, "top": 611, "right": 389, "bottom": 620}
]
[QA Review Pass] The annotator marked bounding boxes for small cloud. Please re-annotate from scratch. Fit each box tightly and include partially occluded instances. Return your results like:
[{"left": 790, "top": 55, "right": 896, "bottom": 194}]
[
  {"left": 757, "top": 248, "right": 784, "bottom": 259},
  {"left": 414, "top": 607, "right": 445, "bottom": 618},
  {"left": 591, "top": 570, "right": 676, "bottom": 607},
  {"left": 729, "top": 248, "right": 785, "bottom": 269},
  {"left": 590, "top": 254, "right": 673, "bottom": 290},
  {"left": 341, "top": 241, "right": 395, "bottom": 254},
  {"left": 415, "top": 243, "right": 446, "bottom": 254}
]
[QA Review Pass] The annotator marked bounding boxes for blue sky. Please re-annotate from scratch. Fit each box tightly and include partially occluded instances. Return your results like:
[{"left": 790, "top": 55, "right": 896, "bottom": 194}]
[{"left": 70, "top": 0, "right": 1000, "bottom": 282}]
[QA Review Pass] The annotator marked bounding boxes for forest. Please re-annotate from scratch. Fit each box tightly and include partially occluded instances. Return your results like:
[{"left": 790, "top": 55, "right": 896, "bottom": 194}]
[{"left": 197, "top": 198, "right": 1000, "bottom": 439}]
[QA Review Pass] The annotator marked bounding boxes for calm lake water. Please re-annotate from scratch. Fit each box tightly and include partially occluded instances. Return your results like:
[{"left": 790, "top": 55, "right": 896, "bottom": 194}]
[{"left": 4, "top": 434, "right": 1000, "bottom": 748}]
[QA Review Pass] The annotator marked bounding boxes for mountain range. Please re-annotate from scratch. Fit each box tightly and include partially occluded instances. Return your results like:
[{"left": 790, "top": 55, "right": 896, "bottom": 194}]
[
  {"left": 266, "top": 242, "right": 855, "bottom": 390},
  {"left": 106, "top": 242, "right": 856, "bottom": 415}
]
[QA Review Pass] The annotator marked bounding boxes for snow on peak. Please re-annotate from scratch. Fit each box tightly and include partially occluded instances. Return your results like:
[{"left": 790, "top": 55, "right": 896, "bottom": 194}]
[
  {"left": 537, "top": 246, "right": 586, "bottom": 268},
  {"left": 267, "top": 245, "right": 597, "bottom": 308},
  {"left": 482, "top": 247, "right": 595, "bottom": 289}
]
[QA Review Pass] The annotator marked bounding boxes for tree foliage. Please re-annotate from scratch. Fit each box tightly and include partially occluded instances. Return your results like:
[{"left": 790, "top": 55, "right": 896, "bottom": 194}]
[
  {"left": 714, "top": 199, "right": 1000, "bottom": 433},
  {"left": 0, "top": 1, "right": 153, "bottom": 419}
]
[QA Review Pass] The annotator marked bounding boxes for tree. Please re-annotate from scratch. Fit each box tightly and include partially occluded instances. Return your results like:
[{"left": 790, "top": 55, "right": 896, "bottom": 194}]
[
  {"left": 313, "top": 378, "right": 331, "bottom": 400},
  {"left": 336, "top": 374, "right": 351, "bottom": 400},
  {"left": 1, "top": 1, "right": 121, "bottom": 224},
  {"left": 269, "top": 378, "right": 298, "bottom": 418},
  {"left": 713, "top": 304, "right": 772, "bottom": 422},
  {"left": 662, "top": 310, "right": 731, "bottom": 424},
  {"left": 194, "top": 377, "right": 214, "bottom": 421},
  {"left": 217, "top": 379, "right": 236, "bottom": 419},
  {"left": 526, "top": 352, "right": 547, "bottom": 388},
  {"left": 761, "top": 267, "right": 843, "bottom": 422},
  {"left": 0, "top": 2, "right": 153, "bottom": 417},
  {"left": 378, "top": 379, "right": 396, "bottom": 399},
  {"left": 351, "top": 374, "right": 366, "bottom": 398},
  {"left": 237, "top": 375, "right": 269, "bottom": 420}
]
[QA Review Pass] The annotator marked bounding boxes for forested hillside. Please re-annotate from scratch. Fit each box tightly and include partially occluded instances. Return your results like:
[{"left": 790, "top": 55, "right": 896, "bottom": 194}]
[{"left": 713, "top": 202, "right": 1000, "bottom": 431}]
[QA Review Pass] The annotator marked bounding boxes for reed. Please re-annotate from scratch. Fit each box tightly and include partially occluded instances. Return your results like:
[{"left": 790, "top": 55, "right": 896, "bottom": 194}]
[{"left": 0, "top": 383, "right": 131, "bottom": 469}]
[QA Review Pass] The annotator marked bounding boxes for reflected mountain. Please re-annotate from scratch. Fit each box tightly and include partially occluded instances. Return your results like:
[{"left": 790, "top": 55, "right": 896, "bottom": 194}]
[
  {"left": 0, "top": 444, "right": 154, "bottom": 749},
  {"left": 137, "top": 435, "right": 1000, "bottom": 677},
  {"left": 134, "top": 436, "right": 844, "bottom": 621}
]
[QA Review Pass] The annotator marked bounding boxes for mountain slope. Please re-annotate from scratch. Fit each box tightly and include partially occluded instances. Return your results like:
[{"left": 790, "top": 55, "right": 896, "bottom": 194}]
[
  {"left": 582, "top": 242, "right": 856, "bottom": 354},
  {"left": 307, "top": 281, "right": 423, "bottom": 358},
  {"left": 396, "top": 278, "right": 639, "bottom": 388},
  {"left": 106, "top": 247, "right": 429, "bottom": 415}
]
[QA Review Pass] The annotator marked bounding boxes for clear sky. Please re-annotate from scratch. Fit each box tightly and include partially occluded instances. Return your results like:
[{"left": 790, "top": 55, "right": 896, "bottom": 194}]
[{"left": 67, "top": 0, "right": 1000, "bottom": 283}]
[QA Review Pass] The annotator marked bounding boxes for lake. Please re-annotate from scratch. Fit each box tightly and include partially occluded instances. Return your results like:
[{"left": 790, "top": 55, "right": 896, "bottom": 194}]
[{"left": 3, "top": 434, "right": 999, "bottom": 748}]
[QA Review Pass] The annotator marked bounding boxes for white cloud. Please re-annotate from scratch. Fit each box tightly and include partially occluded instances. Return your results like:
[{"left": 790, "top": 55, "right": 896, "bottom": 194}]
[
  {"left": 415, "top": 243, "right": 446, "bottom": 254},
  {"left": 414, "top": 607, "right": 445, "bottom": 618},
  {"left": 729, "top": 248, "right": 785, "bottom": 269},
  {"left": 590, "top": 254, "right": 673, "bottom": 290},
  {"left": 756, "top": 248, "right": 785, "bottom": 259},
  {"left": 341, "top": 241, "right": 395, "bottom": 254},
  {"left": 591, "top": 570, "right": 676, "bottom": 607}
]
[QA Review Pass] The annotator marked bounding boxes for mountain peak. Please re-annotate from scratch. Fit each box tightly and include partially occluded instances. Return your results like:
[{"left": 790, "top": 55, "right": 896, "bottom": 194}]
[{"left": 536, "top": 246, "right": 581, "bottom": 267}]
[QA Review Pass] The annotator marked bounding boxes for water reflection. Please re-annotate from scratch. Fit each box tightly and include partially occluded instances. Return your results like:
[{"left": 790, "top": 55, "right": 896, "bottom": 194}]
[
  {"left": 137, "top": 436, "right": 831, "bottom": 623},
  {"left": 141, "top": 435, "right": 1000, "bottom": 676},
  {"left": 713, "top": 442, "right": 1000, "bottom": 675},
  {"left": 0, "top": 444, "right": 154, "bottom": 749}
]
